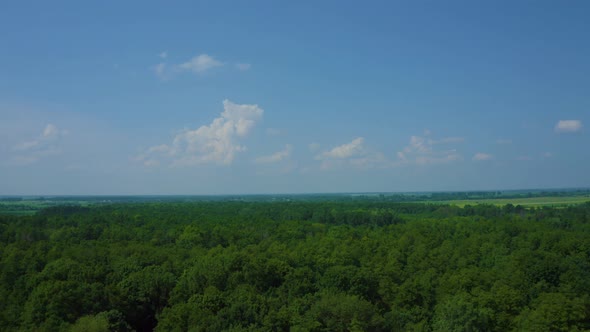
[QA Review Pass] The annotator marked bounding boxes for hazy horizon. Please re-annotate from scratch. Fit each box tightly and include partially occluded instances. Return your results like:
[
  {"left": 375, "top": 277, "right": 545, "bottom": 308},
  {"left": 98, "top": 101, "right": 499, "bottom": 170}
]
[{"left": 2, "top": 187, "right": 589, "bottom": 198}]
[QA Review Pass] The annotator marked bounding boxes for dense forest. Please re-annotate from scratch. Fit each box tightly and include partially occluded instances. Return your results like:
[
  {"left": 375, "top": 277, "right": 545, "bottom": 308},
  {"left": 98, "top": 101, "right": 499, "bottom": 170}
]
[{"left": 1, "top": 201, "right": 589, "bottom": 331}]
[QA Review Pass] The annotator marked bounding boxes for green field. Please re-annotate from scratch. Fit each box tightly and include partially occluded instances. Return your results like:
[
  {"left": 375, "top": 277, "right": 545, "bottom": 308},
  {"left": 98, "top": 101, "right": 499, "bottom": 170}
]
[{"left": 429, "top": 195, "right": 590, "bottom": 207}]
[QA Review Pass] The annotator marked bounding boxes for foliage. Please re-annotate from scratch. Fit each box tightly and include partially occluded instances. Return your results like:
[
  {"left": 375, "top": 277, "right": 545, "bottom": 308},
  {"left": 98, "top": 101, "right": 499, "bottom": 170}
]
[{"left": 1, "top": 201, "right": 589, "bottom": 331}]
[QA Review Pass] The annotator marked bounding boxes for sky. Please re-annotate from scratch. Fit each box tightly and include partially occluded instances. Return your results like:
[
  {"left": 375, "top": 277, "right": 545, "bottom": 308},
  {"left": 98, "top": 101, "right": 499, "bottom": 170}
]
[{"left": 0, "top": 1, "right": 589, "bottom": 195}]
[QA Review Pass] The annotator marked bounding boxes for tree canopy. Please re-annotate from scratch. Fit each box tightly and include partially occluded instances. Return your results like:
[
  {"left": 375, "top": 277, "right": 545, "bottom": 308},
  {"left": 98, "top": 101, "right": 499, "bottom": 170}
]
[{"left": 1, "top": 201, "right": 589, "bottom": 331}]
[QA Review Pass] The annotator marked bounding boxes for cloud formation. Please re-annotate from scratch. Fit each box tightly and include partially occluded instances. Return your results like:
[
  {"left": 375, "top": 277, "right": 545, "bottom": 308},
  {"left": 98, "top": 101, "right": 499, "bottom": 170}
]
[
  {"left": 11, "top": 124, "right": 67, "bottom": 165},
  {"left": 152, "top": 53, "right": 252, "bottom": 79},
  {"left": 555, "top": 120, "right": 582, "bottom": 133},
  {"left": 397, "top": 135, "right": 462, "bottom": 165},
  {"left": 314, "top": 134, "right": 464, "bottom": 170},
  {"left": 137, "top": 100, "right": 263, "bottom": 166},
  {"left": 319, "top": 137, "right": 365, "bottom": 159},
  {"left": 316, "top": 137, "right": 393, "bottom": 169},
  {"left": 255, "top": 145, "right": 292, "bottom": 164},
  {"left": 178, "top": 54, "right": 223, "bottom": 74}
]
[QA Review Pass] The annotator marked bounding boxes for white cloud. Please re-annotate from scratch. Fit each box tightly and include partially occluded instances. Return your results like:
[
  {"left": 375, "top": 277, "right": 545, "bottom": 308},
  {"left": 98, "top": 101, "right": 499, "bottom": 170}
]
[
  {"left": 152, "top": 54, "right": 251, "bottom": 79},
  {"left": 319, "top": 137, "right": 365, "bottom": 159},
  {"left": 543, "top": 152, "right": 553, "bottom": 158},
  {"left": 236, "top": 63, "right": 251, "bottom": 71},
  {"left": 255, "top": 145, "right": 292, "bottom": 164},
  {"left": 178, "top": 54, "right": 223, "bottom": 74},
  {"left": 137, "top": 100, "right": 263, "bottom": 166},
  {"left": 316, "top": 137, "right": 394, "bottom": 169},
  {"left": 152, "top": 53, "right": 224, "bottom": 80},
  {"left": 397, "top": 134, "right": 462, "bottom": 165},
  {"left": 473, "top": 153, "right": 493, "bottom": 161},
  {"left": 310, "top": 133, "right": 462, "bottom": 170},
  {"left": 11, "top": 124, "right": 66, "bottom": 165},
  {"left": 555, "top": 120, "right": 582, "bottom": 133}
]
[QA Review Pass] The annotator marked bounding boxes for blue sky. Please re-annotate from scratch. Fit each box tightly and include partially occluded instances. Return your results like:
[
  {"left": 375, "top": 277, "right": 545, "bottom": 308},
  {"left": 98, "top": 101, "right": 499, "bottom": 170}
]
[{"left": 0, "top": 1, "right": 588, "bottom": 195}]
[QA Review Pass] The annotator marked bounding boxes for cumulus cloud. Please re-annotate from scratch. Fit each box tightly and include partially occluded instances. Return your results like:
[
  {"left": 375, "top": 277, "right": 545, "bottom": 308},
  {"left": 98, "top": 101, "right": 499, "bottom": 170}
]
[
  {"left": 555, "top": 120, "right": 582, "bottom": 133},
  {"left": 319, "top": 137, "right": 365, "bottom": 159},
  {"left": 473, "top": 153, "right": 493, "bottom": 161},
  {"left": 11, "top": 124, "right": 67, "bottom": 165},
  {"left": 255, "top": 145, "right": 292, "bottom": 164},
  {"left": 315, "top": 134, "right": 463, "bottom": 170},
  {"left": 397, "top": 134, "right": 462, "bottom": 165},
  {"left": 316, "top": 137, "right": 393, "bottom": 169},
  {"left": 152, "top": 53, "right": 253, "bottom": 79},
  {"left": 136, "top": 100, "right": 263, "bottom": 167},
  {"left": 152, "top": 53, "right": 224, "bottom": 80},
  {"left": 178, "top": 54, "right": 223, "bottom": 74},
  {"left": 236, "top": 63, "right": 251, "bottom": 71}
]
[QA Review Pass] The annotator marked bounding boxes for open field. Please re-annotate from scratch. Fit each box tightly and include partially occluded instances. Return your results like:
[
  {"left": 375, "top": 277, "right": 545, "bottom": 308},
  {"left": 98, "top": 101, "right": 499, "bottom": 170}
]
[{"left": 428, "top": 195, "right": 590, "bottom": 207}]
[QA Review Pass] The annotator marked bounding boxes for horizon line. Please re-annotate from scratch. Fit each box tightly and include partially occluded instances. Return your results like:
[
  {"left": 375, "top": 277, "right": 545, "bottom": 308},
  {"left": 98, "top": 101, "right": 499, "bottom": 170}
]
[{"left": 1, "top": 186, "right": 589, "bottom": 198}]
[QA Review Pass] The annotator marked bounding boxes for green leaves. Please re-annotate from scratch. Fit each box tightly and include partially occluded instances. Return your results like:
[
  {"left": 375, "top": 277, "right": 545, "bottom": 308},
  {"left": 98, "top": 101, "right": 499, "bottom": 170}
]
[{"left": 1, "top": 201, "right": 590, "bottom": 331}]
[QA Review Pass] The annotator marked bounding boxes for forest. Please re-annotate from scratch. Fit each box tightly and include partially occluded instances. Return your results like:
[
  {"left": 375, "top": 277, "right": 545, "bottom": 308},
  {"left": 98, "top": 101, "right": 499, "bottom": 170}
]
[{"left": 0, "top": 201, "right": 589, "bottom": 331}]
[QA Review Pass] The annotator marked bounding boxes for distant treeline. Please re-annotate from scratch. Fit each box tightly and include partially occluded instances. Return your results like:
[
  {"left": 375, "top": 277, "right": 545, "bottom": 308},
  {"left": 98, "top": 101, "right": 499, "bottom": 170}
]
[
  {"left": 1, "top": 188, "right": 589, "bottom": 206},
  {"left": 0, "top": 201, "right": 589, "bottom": 331}
]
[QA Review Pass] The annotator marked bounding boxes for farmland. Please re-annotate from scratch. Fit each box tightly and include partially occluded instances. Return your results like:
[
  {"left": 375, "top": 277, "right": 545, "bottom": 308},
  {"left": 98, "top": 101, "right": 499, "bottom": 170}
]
[{"left": 427, "top": 195, "right": 590, "bottom": 207}]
